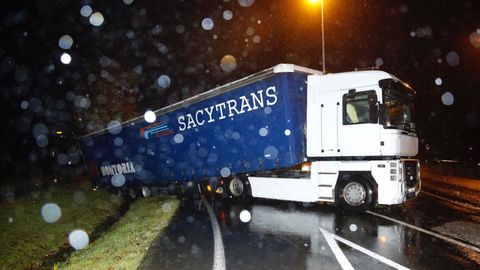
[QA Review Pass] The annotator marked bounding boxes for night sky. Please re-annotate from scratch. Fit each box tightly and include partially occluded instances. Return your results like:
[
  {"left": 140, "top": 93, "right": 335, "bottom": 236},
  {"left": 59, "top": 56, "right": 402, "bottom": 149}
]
[{"left": 1, "top": 0, "right": 479, "bottom": 181}]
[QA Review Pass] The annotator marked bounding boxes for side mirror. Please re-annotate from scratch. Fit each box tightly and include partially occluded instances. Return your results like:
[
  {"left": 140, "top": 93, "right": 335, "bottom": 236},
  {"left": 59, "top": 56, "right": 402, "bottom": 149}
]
[{"left": 369, "top": 95, "right": 379, "bottom": 123}]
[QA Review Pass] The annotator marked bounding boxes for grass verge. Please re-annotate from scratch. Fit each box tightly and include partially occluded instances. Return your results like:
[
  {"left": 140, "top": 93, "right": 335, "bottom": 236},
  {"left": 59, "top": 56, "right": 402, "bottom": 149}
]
[
  {"left": 0, "top": 180, "right": 124, "bottom": 270},
  {"left": 58, "top": 196, "right": 179, "bottom": 270}
]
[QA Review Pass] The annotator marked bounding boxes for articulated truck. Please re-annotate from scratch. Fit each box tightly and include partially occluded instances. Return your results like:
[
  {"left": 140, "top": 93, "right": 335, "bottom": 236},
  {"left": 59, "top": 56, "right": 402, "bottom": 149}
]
[{"left": 78, "top": 64, "right": 420, "bottom": 211}]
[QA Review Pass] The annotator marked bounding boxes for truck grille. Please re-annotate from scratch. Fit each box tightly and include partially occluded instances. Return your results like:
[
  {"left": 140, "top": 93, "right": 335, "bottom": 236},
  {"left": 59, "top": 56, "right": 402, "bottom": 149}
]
[{"left": 403, "top": 161, "right": 419, "bottom": 188}]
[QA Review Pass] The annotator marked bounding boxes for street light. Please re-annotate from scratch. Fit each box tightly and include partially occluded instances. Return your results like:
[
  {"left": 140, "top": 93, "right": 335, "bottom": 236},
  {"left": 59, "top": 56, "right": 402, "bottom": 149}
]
[{"left": 306, "top": 0, "right": 326, "bottom": 74}]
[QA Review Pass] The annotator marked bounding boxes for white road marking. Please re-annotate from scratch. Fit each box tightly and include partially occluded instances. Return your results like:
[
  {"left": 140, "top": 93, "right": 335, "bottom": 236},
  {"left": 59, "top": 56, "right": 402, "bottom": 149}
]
[
  {"left": 366, "top": 210, "right": 480, "bottom": 253},
  {"left": 320, "top": 228, "right": 354, "bottom": 270},
  {"left": 320, "top": 228, "right": 411, "bottom": 270},
  {"left": 421, "top": 190, "right": 480, "bottom": 211},
  {"left": 201, "top": 196, "right": 226, "bottom": 270}
]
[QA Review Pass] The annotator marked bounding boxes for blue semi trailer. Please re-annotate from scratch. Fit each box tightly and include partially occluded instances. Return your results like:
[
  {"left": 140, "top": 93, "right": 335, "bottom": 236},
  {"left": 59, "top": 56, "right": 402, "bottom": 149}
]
[{"left": 78, "top": 64, "right": 420, "bottom": 211}]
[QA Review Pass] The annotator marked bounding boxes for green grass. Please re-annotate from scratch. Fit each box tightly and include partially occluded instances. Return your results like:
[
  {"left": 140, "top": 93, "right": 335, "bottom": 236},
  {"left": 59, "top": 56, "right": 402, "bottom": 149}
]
[
  {"left": 0, "top": 181, "right": 124, "bottom": 270},
  {"left": 58, "top": 196, "right": 179, "bottom": 270}
]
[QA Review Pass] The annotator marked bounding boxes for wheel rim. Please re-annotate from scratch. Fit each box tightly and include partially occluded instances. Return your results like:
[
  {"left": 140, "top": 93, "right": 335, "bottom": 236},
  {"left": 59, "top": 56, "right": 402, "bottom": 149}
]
[
  {"left": 229, "top": 178, "right": 244, "bottom": 197},
  {"left": 342, "top": 182, "right": 366, "bottom": 206}
]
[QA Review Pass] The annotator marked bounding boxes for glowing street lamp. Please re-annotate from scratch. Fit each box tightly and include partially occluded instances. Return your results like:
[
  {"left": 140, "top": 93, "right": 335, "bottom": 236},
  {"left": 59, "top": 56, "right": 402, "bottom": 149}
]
[{"left": 306, "top": 0, "right": 326, "bottom": 74}]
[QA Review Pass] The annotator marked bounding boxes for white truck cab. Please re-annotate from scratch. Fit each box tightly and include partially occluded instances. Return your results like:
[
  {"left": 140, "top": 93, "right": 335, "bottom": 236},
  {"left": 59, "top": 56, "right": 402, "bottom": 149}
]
[{"left": 249, "top": 69, "right": 420, "bottom": 211}]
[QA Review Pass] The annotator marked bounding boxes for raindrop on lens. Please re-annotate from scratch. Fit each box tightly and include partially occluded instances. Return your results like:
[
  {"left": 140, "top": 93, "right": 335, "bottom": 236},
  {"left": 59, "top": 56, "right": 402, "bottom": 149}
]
[
  {"left": 41, "top": 203, "right": 62, "bottom": 223},
  {"left": 114, "top": 137, "right": 124, "bottom": 146},
  {"left": 89, "top": 12, "right": 104, "bottom": 27},
  {"left": 111, "top": 174, "right": 126, "bottom": 187},
  {"left": 162, "top": 203, "right": 172, "bottom": 212},
  {"left": 441, "top": 92, "right": 454, "bottom": 106},
  {"left": 173, "top": 134, "right": 184, "bottom": 144},
  {"left": 445, "top": 51, "right": 460, "bottom": 67},
  {"left": 68, "top": 229, "right": 89, "bottom": 250},
  {"left": 80, "top": 5, "right": 92, "bottom": 17},
  {"left": 201, "top": 18, "right": 214, "bottom": 30},
  {"left": 238, "top": 0, "right": 255, "bottom": 7},
  {"left": 259, "top": 127, "right": 268, "bottom": 137},
  {"left": 435, "top": 78, "right": 442, "bottom": 86},
  {"left": 220, "top": 167, "right": 231, "bottom": 177},
  {"left": 107, "top": 120, "right": 122, "bottom": 134},
  {"left": 144, "top": 110, "right": 156, "bottom": 123},
  {"left": 58, "top": 35, "right": 73, "bottom": 50},
  {"left": 157, "top": 75, "right": 171, "bottom": 88},
  {"left": 223, "top": 10, "right": 233, "bottom": 20},
  {"left": 264, "top": 146, "right": 278, "bottom": 160},
  {"left": 239, "top": 210, "right": 251, "bottom": 223},
  {"left": 60, "top": 53, "right": 71, "bottom": 64},
  {"left": 220, "top": 55, "right": 237, "bottom": 72},
  {"left": 284, "top": 129, "right": 291, "bottom": 136},
  {"left": 349, "top": 224, "right": 358, "bottom": 232}
]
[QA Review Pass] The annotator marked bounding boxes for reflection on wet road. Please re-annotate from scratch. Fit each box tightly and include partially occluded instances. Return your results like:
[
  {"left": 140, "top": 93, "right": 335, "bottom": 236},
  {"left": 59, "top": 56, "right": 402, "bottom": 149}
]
[{"left": 140, "top": 194, "right": 480, "bottom": 270}]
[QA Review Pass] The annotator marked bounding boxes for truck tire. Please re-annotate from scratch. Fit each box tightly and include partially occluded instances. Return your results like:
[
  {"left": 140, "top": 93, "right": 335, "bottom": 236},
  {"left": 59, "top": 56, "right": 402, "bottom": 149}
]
[
  {"left": 337, "top": 176, "right": 374, "bottom": 212},
  {"left": 228, "top": 177, "right": 245, "bottom": 197}
]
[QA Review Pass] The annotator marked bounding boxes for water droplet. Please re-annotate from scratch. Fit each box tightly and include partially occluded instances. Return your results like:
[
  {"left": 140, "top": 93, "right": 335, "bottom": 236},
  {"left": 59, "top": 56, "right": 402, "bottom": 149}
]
[
  {"left": 60, "top": 53, "right": 71, "bottom": 64},
  {"left": 238, "top": 0, "right": 255, "bottom": 7},
  {"left": 144, "top": 110, "right": 156, "bottom": 123},
  {"left": 57, "top": 153, "right": 69, "bottom": 165},
  {"left": 68, "top": 229, "right": 89, "bottom": 250},
  {"left": 469, "top": 31, "right": 480, "bottom": 48},
  {"left": 201, "top": 18, "right": 214, "bottom": 30},
  {"left": 349, "top": 224, "right": 357, "bottom": 232},
  {"left": 375, "top": 57, "right": 384, "bottom": 67},
  {"left": 114, "top": 137, "right": 124, "bottom": 146},
  {"left": 264, "top": 107, "right": 272, "bottom": 114},
  {"left": 157, "top": 75, "right": 171, "bottom": 88},
  {"left": 264, "top": 146, "right": 278, "bottom": 160},
  {"left": 239, "top": 210, "right": 251, "bottom": 223},
  {"left": 89, "top": 12, "right": 104, "bottom": 27},
  {"left": 162, "top": 202, "right": 172, "bottom": 212},
  {"left": 284, "top": 129, "right": 291, "bottom": 136},
  {"left": 220, "top": 55, "right": 237, "bottom": 72},
  {"left": 259, "top": 127, "right": 268, "bottom": 137},
  {"left": 178, "top": 236, "right": 186, "bottom": 243},
  {"left": 445, "top": 51, "right": 460, "bottom": 67},
  {"left": 107, "top": 120, "right": 122, "bottom": 135},
  {"left": 111, "top": 174, "right": 126, "bottom": 187},
  {"left": 36, "top": 135, "right": 48, "bottom": 147},
  {"left": 441, "top": 92, "right": 454, "bottom": 106},
  {"left": 80, "top": 5, "right": 92, "bottom": 17},
  {"left": 41, "top": 203, "right": 62, "bottom": 223},
  {"left": 220, "top": 167, "right": 231, "bottom": 177},
  {"left": 173, "top": 134, "right": 184, "bottom": 144},
  {"left": 123, "top": 0, "right": 135, "bottom": 5},
  {"left": 435, "top": 78, "right": 442, "bottom": 86},
  {"left": 58, "top": 35, "right": 73, "bottom": 50},
  {"left": 20, "top": 100, "right": 29, "bottom": 110},
  {"left": 223, "top": 10, "right": 233, "bottom": 20},
  {"left": 8, "top": 217, "right": 13, "bottom": 223}
]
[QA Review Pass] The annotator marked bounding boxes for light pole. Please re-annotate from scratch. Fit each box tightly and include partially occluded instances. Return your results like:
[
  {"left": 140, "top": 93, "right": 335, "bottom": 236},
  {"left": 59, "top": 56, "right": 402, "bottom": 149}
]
[
  {"left": 320, "top": 0, "right": 325, "bottom": 74},
  {"left": 307, "top": 0, "right": 326, "bottom": 74}
]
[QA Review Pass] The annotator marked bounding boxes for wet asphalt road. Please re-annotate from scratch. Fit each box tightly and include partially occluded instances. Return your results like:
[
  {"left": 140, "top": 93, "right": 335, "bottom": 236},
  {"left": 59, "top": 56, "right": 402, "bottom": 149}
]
[{"left": 140, "top": 192, "right": 480, "bottom": 270}]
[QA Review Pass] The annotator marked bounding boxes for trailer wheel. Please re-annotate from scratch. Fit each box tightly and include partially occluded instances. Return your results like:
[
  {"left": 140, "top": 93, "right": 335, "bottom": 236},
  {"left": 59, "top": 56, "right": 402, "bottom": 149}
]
[
  {"left": 228, "top": 177, "right": 245, "bottom": 197},
  {"left": 337, "top": 176, "right": 374, "bottom": 212}
]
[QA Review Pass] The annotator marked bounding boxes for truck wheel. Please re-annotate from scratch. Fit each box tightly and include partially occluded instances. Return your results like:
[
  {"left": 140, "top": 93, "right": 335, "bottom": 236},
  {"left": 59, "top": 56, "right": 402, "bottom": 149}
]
[
  {"left": 228, "top": 177, "right": 245, "bottom": 197},
  {"left": 337, "top": 177, "right": 374, "bottom": 212}
]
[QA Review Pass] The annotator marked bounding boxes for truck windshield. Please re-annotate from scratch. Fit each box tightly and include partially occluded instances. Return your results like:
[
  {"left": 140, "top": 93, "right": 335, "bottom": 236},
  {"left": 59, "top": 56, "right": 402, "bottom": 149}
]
[{"left": 380, "top": 79, "right": 416, "bottom": 132}]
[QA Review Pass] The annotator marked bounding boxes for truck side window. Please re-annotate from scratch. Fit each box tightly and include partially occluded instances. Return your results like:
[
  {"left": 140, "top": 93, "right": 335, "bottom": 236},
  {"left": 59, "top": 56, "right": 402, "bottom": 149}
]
[{"left": 343, "top": 91, "right": 377, "bottom": 125}]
